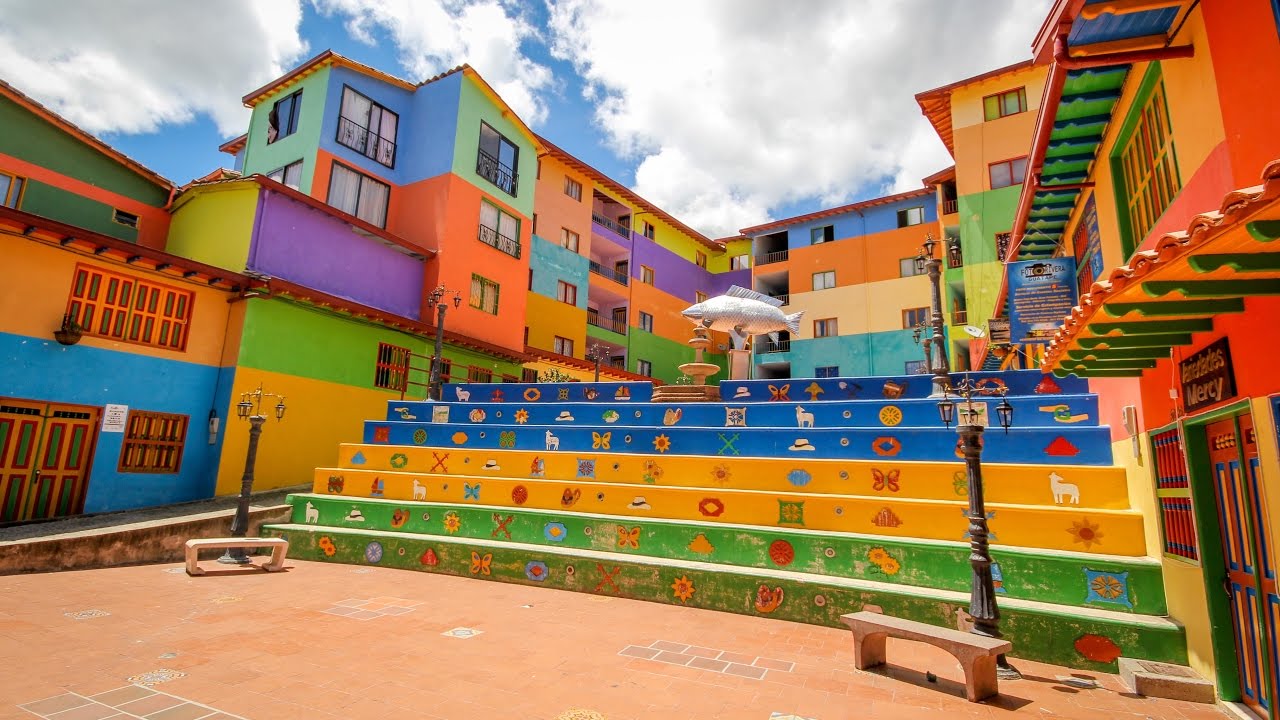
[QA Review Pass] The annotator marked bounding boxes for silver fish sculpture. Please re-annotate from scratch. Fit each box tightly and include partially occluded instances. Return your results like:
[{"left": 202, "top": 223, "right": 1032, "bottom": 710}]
[{"left": 682, "top": 286, "right": 804, "bottom": 348}]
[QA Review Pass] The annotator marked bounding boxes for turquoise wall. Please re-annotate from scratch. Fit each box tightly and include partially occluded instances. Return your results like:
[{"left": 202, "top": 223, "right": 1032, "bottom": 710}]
[
  {"left": 241, "top": 66, "right": 332, "bottom": 193},
  {"left": 531, "top": 235, "right": 589, "bottom": 309}
]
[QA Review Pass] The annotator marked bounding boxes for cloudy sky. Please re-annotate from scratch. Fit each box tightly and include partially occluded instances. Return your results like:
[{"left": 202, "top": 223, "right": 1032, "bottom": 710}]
[{"left": 0, "top": 0, "right": 1051, "bottom": 237}]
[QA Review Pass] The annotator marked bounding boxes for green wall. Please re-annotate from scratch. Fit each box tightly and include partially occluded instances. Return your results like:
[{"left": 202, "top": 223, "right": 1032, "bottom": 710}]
[
  {"left": 0, "top": 94, "right": 170, "bottom": 208},
  {"left": 451, "top": 74, "right": 536, "bottom": 219},
  {"left": 955, "top": 186, "right": 1021, "bottom": 338},
  {"left": 240, "top": 67, "right": 331, "bottom": 193},
  {"left": 167, "top": 183, "right": 258, "bottom": 272},
  {"left": 625, "top": 328, "right": 724, "bottom": 384},
  {"left": 16, "top": 179, "right": 138, "bottom": 242}
]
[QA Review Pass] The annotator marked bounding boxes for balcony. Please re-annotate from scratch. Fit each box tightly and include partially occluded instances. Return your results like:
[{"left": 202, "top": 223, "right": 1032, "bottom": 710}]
[
  {"left": 769, "top": 293, "right": 790, "bottom": 305},
  {"left": 588, "top": 260, "right": 629, "bottom": 286},
  {"left": 337, "top": 115, "right": 396, "bottom": 167},
  {"left": 592, "top": 213, "right": 632, "bottom": 240},
  {"left": 756, "top": 340, "right": 791, "bottom": 354},
  {"left": 587, "top": 313, "right": 628, "bottom": 335},
  {"left": 952, "top": 309, "right": 968, "bottom": 326},
  {"left": 476, "top": 149, "right": 517, "bottom": 196},
  {"left": 755, "top": 250, "right": 789, "bottom": 265},
  {"left": 942, "top": 198, "right": 958, "bottom": 215},
  {"left": 478, "top": 223, "right": 521, "bottom": 258}
]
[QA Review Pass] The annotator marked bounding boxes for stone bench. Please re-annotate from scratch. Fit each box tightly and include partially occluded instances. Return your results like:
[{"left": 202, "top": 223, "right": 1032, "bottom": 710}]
[
  {"left": 184, "top": 537, "right": 289, "bottom": 576},
  {"left": 842, "top": 611, "right": 1011, "bottom": 702}
]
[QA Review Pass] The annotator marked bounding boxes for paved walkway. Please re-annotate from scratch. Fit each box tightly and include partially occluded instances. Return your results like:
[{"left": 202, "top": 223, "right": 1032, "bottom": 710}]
[{"left": 0, "top": 559, "right": 1228, "bottom": 720}]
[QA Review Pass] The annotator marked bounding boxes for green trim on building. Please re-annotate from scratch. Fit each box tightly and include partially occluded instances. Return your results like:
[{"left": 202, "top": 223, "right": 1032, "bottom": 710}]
[{"left": 241, "top": 67, "right": 331, "bottom": 194}]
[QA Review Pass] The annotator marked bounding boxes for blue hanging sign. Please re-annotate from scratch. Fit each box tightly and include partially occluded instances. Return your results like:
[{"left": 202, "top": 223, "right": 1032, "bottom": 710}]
[{"left": 1007, "top": 257, "right": 1079, "bottom": 344}]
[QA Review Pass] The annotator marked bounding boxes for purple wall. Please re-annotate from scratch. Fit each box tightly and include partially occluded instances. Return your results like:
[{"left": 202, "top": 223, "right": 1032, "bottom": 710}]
[
  {"left": 249, "top": 190, "right": 424, "bottom": 319},
  {"left": 632, "top": 236, "right": 715, "bottom": 303},
  {"left": 709, "top": 268, "right": 751, "bottom": 296}
]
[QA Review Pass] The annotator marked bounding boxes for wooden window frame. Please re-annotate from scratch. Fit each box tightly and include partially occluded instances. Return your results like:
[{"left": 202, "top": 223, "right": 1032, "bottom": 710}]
[
  {"left": 982, "top": 87, "right": 1027, "bottom": 121},
  {"left": 988, "top": 156, "right": 1028, "bottom": 190},
  {"left": 0, "top": 170, "right": 26, "bottom": 209},
  {"left": 557, "top": 280, "right": 578, "bottom": 306},
  {"left": 561, "top": 227, "right": 580, "bottom": 252},
  {"left": 470, "top": 273, "right": 500, "bottom": 315},
  {"left": 553, "top": 335, "right": 574, "bottom": 356},
  {"left": 467, "top": 366, "right": 493, "bottom": 383},
  {"left": 695, "top": 251, "right": 707, "bottom": 269},
  {"left": 814, "top": 318, "right": 838, "bottom": 338},
  {"left": 118, "top": 410, "right": 188, "bottom": 474},
  {"left": 1111, "top": 62, "right": 1181, "bottom": 260},
  {"left": 564, "top": 176, "right": 583, "bottom": 201},
  {"left": 65, "top": 263, "right": 194, "bottom": 351},
  {"left": 1151, "top": 424, "right": 1200, "bottom": 563},
  {"left": 902, "top": 307, "right": 928, "bottom": 329},
  {"left": 640, "top": 265, "right": 655, "bottom": 285}
]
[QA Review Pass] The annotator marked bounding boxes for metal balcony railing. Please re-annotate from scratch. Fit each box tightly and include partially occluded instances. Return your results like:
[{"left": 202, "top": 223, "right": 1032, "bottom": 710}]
[
  {"left": 586, "top": 313, "right": 627, "bottom": 335},
  {"left": 942, "top": 198, "right": 958, "bottom": 215},
  {"left": 756, "top": 340, "right": 791, "bottom": 354},
  {"left": 336, "top": 116, "right": 397, "bottom": 167},
  {"left": 769, "top": 293, "right": 790, "bottom": 305},
  {"left": 592, "top": 213, "right": 632, "bottom": 239},
  {"left": 477, "top": 223, "right": 521, "bottom": 258},
  {"left": 476, "top": 149, "right": 517, "bottom": 196},
  {"left": 588, "top": 260, "right": 629, "bottom": 285},
  {"left": 755, "top": 250, "right": 789, "bottom": 265}
]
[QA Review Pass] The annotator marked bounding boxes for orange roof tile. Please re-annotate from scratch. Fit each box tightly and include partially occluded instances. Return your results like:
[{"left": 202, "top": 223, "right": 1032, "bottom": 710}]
[{"left": 738, "top": 187, "right": 934, "bottom": 237}]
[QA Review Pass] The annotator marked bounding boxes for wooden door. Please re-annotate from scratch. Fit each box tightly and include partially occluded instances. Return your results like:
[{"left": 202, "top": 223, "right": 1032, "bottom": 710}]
[
  {"left": 1210, "top": 414, "right": 1277, "bottom": 717},
  {"left": 0, "top": 398, "right": 99, "bottom": 522}
]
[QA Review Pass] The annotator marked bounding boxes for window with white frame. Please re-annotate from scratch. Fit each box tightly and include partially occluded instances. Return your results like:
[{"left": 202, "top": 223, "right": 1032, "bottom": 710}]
[
  {"left": 896, "top": 206, "right": 924, "bottom": 228},
  {"left": 336, "top": 86, "right": 398, "bottom": 167},
  {"left": 561, "top": 228, "right": 579, "bottom": 252},
  {"left": 564, "top": 176, "right": 582, "bottom": 201},
  {"left": 478, "top": 201, "right": 521, "bottom": 257},
  {"left": 639, "top": 311, "right": 653, "bottom": 333},
  {"left": 557, "top": 280, "right": 577, "bottom": 305},
  {"left": 553, "top": 335, "right": 574, "bottom": 356},
  {"left": 812, "top": 270, "right": 836, "bottom": 291},
  {"left": 637, "top": 359, "right": 652, "bottom": 376},
  {"left": 899, "top": 258, "right": 925, "bottom": 277},
  {"left": 730, "top": 254, "right": 750, "bottom": 270},
  {"left": 811, "top": 225, "right": 834, "bottom": 244},
  {"left": 327, "top": 162, "right": 390, "bottom": 228},
  {"left": 267, "top": 160, "right": 303, "bottom": 190}
]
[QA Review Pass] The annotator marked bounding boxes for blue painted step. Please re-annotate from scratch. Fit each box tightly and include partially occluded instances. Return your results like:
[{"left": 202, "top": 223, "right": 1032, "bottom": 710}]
[
  {"left": 721, "top": 369, "right": 1083, "bottom": 402},
  {"left": 363, "top": 420, "right": 1114, "bottom": 465},
  {"left": 440, "top": 381, "right": 654, "bottom": 404}
]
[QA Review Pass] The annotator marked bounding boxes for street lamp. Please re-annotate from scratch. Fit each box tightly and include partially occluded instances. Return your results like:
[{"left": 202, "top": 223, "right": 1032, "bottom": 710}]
[
  {"left": 911, "top": 320, "right": 933, "bottom": 376},
  {"left": 219, "top": 383, "right": 287, "bottom": 564},
  {"left": 915, "top": 234, "right": 951, "bottom": 396},
  {"left": 937, "top": 377, "right": 1019, "bottom": 679},
  {"left": 427, "top": 285, "right": 462, "bottom": 400},
  {"left": 587, "top": 343, "right": 607, "bottom": 382}
]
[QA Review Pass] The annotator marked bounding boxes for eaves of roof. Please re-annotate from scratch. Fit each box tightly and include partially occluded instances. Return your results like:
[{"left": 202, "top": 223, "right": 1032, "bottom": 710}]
[
  {"left": 913, "top": 60, "right": 1036, "bottom": 157},
  {"left": 738, "top": 187, "right": 934, "bottom": 237}
]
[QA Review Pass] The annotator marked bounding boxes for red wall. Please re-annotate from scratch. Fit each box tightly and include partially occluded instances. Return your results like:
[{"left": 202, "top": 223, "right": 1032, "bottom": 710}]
[{"left": 1202, "top": 2, "right": 1280, "bottom": 186}]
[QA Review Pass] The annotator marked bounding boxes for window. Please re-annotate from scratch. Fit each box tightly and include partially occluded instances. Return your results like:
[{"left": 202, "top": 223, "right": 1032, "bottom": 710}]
[
  {"left": 639, "top": 311, "right": 653, "bottom": 332},
  {"left": 560, "top": 228, "right": 579, "bottom": 253},
  {"left": 1152, "top": 427, "right": 1198, "bottom": 562},
  {"left": 902, "top": 307, "right": 929, "bottom": 328},
  {"left": 814, "top": 318, "right": 838, "bottom": 338},
  {"left": 467, "top": 366, "right": 493, "bottom": 383},
  {"left": 637, "top": 359, "right": 652, "bottom": 377},
  {"left": 266, "top": 160, "right": 303, "bottom": 190},
  {"left": 564, "top": 176, "right": 582, "bottom": 201},
  {"left": 896, "top": 206, "right": 924, "bottom": 228},
  {"left": 478, "top": 201, "right": 521, "bottom": 257},
  {"left": 437, "top": 357, "right": 453, "bottom": 383},
  {"left": 899, "top": 258, "right": 925, "bottom": 277},
  {"left": 374, "top": 342, "right": 410, "bottom": 391},
  {"left": 522, "top": 367, "right": 539, "bottom": 382},
  {"left": 1115, "top": 67, "right": 1180, "bottom": 256},
  {"left": 477, "top": 122, "right": 519, "bottom": 196},
  {"left": 267, "top": 89, "right": 302, "bottom": 143},
  {"left": 553, "top": 335, "right": 574, "bottom": 356},
  {"left": 532, "top": 213, "right": 538, "bottom": 236},
  {"left": 336, "top": 87, "right": 398, "bottom": 167},
  {"left": 327, "top": 162, "right": 389, "bottom": 228},
  {"left": 695, "top": 291, "right": 708, "bottom": 303},
  {"left": 989, "top": 157, "right": 1028, "bottom": 190},
  {"left": 983, "top": 87, "right": 1027, "bottom": 121},
  {"left": 995, "top": 232, "right": 1012, "bottom": 262},
  {"left": 640, "top": 265, "right": 655, "bottom": 285},
  {"left": 812, "top": 270, "right": 835, "bottom": 291},
  {"left": 811, "top": 225, "right": 834, "bottom": 244},
  {"left": 470, "top": 274, "right": 500, "bottom": 314},
  {"left": 557, "top": 280, "right": 577, "bottom": 305},
  {"left": 118, "top": 410, "right": 188, "bottom": 473},
  {"left": 0, "top": 171, "right": 25, "bottom": 209},
  {"left": 112, "top": 209, "right": 139, "bottom": 229},
  {"left": 905, "top": 360, "right": 927, "bottom": 375},
  {"left": 695, "top": 251, "right": 707, "bottom": 269},
  {"left": 815, "top": 366, "right": 839, "bottom": 378},
  {"left": 642, "top": 221, "right": 656, "bottom": 240},
  {"left": 730, "top": 254, "right": 750, "bottom": 270},
  {"left": 66, "top": 264, "right": 193, "bottom": 351}
]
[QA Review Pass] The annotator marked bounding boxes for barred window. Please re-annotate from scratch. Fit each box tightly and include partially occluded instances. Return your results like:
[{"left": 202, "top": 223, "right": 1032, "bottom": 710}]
[
  {"left": 66, "top": 264, "right": 193, "bottom": 351},
  {"left": 118, "top": 410, "right": 188, "bottom": 473}
]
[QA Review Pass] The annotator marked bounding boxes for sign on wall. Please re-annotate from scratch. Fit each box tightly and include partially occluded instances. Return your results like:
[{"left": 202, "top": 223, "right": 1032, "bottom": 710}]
[
  {"left": 987, "top": 319, "right": 1011, "bottom": 345},
  {"left": 1179, "top": 337, "right": 1237, "bottom": 414},
  {"left": 101, "top": 404, "right": 128, "bottom": 433},
  {"left": 1073, "top": 195, "right": 1105, "bottom": 299},
  {"left": 1007, "top": 257, "right": 1079, "bottom": 343}
]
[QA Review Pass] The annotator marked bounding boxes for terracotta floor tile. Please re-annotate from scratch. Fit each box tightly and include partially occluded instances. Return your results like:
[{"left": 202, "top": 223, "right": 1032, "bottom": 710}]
[
  {"left": 649, "top": 640, "right": 689, "bottom": 652},
  {"left": 19, "top": 693, "right": 92, "bottom": 716},
  {"left": 687, "top": 656, "right": 729, "bottom": 672}
]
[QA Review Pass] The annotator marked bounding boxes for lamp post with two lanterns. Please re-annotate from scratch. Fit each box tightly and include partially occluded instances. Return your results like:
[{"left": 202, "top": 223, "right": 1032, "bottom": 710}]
[
  {"left": 936, "top": 376, "right": 1019, "bottom": 679},
  {"left": 427, "top": 286, "right": 463, "bottom": 401},
  {"left": 914, "top": 234, "right": 955, "bottom": 397},
  {"left": 218, "top": 383, "right": 287, "bottom": 565}
]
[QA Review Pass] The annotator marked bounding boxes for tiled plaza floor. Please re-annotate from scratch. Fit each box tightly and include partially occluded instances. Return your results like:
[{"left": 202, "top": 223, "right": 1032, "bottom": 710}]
[{"left": 0, "top": 559, "right": 1228, "bottom": 720}]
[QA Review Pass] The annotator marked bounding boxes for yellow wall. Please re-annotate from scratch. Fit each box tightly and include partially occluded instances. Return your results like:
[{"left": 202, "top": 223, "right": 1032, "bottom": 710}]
[
  {"left": 0, "top": 231, "right": 232, "bottom": 365},
  {"left": 167, "top": 183, "right": 259, "bottom": 273},
  {"left": 525, "top": 291, "right": 587, "bottom": 358},
  {"left": 787, "top": 285, "right": 871, "bottom": 337},
  {"left": 708, "top": 237, "right": 751, "bottom": 273},
  {"left": 950, "top": 66, "right": 1047, "bottom": 197}
]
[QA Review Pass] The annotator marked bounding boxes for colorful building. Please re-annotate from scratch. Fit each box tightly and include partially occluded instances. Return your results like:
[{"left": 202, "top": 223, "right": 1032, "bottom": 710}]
[{"left": 740, "top": 188, "right": 940, "bottom": 379}]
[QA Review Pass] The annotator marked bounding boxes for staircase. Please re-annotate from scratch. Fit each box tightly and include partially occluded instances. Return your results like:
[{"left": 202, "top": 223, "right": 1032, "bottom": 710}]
[{"left": 264, "top": 370, "right": 1185, "bottom": 672}]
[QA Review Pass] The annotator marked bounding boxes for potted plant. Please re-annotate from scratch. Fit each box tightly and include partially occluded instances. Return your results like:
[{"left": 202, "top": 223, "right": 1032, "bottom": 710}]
[{"left": 54, "top": 314, "right": 83, "bottom": 346}]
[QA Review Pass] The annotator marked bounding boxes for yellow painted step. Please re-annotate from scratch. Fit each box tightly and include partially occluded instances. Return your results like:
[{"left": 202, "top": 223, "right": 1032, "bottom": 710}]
[
  {"left": 336, "top": 444, "right": 1130, "bottom": 510},
  {"left": 312, "top": 467, "right": 1147, "bottom": 557}
]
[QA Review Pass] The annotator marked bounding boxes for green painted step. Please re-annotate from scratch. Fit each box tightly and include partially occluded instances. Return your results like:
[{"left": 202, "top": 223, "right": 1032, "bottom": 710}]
[
  {"left": 263, "top": 522, "right": 1187, "bottom": 673},
  {"left": 287, "top": 494, "right": 1167, "bottom": 614}
]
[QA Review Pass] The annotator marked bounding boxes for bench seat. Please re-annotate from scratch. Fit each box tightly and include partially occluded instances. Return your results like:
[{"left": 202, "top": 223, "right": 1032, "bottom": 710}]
[{"left": 184, "top": 537, "right": 289, "bottom": 576}]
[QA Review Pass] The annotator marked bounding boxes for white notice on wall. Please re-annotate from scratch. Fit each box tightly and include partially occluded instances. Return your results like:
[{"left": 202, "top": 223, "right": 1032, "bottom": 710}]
[{"left": 102, "top": 404, "right": 129, "bottom": 433}]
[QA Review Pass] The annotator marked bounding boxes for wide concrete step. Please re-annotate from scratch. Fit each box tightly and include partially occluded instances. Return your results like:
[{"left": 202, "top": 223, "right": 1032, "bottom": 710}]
[
  {"left": 286, "top": 494, "right": 1167, "bottom": 614},
  {"left": 262, "top": 521, "right": 1185, "bottom": 672},
  {"left": 311, "top": 466, "right": 1149, "bottom": 556},
  {"left": 334, "top": 444, "right": 1132, "bottom": 509},
  {"left": 715, "top": 370, "right": 1086, "bottom": 401}
]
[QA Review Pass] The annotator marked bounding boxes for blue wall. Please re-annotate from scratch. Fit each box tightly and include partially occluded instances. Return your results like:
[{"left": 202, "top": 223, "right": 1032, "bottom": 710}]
[
  {"left": 759, "top": 328, "right": 933, "bottom": 378},
  {"left": 781, "top": 195, "right": 939, "bottom": 249},
  {"left": 0, "top": 332, "right": 228, "bottom": 513},
  {"left": 531, "top": 235, "right": 589, "bottom": 309}
]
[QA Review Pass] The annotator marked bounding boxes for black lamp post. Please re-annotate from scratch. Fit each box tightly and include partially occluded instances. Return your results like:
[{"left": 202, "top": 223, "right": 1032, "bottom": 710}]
[
  {"left": 427, "top": 285, "right": 462, "bottom": 400},
  {"left": 937, "top": 377, "right": 1019, "bottom": 679},
  {"left": 218, "top": 383, "right": 287, "bottom": 564},
  {"left": 916, "top": 234, "right": 951, "bottom": 396}
]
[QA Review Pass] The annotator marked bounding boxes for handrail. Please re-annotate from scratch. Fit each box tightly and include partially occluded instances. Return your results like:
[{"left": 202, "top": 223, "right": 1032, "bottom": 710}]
[
  {"left": 476, "top": 149, "right": 518, "bottom": 196},
  {"left": 592, "top": 212, "right": 632, "bottom": 240},
  {"left": 586, "top": 313, "right": 627, "bottom": 335},
  {"left": 755, "top": 250, "right": 789, "bottom": 265},
  {"left": 477, "top": 223, "right": 521, "bottom": 258},
  {"left": 588, "top": 260, "right": 629, "bottom": 285}
]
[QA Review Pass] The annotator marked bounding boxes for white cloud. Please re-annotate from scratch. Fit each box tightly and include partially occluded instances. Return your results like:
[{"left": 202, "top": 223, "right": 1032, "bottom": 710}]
[
  {"left": 311, "top": 0, "right": 554, "bottom": 125},
  {"left": 547, "top": 0, "right": 1053, "bottom": 236},
  {"left": 0, "top": 0, "right": 308, "bottom": 137}
]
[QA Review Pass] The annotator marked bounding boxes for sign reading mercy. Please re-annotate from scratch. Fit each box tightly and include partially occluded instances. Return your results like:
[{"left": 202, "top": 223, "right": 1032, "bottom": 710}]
[
  {"left": 1180, "top": 338, "right": 1236, "bottom": 413},
  {"left": 1007, "top": 257, "right": 1078, "bottom": 344}
]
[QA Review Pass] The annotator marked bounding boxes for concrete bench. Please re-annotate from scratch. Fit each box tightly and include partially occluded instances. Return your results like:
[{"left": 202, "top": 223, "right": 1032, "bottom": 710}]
[
  {"left": 184, "top": 537, "right": 289, "bottom": 576},
  {"left": 842, "top": 611, "right": 1011, "bottom": 702}
]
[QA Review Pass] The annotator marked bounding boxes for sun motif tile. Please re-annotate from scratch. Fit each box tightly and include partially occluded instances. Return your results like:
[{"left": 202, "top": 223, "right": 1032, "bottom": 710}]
[
  {"left": 64, "top": 609, "right": 110, "bottom": 620},
  {"left": 126, "top": 668, "right": 186, "bottom": 685},
  {"left": 442, "top": 626, "right": 483, "bottom": 638}
]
